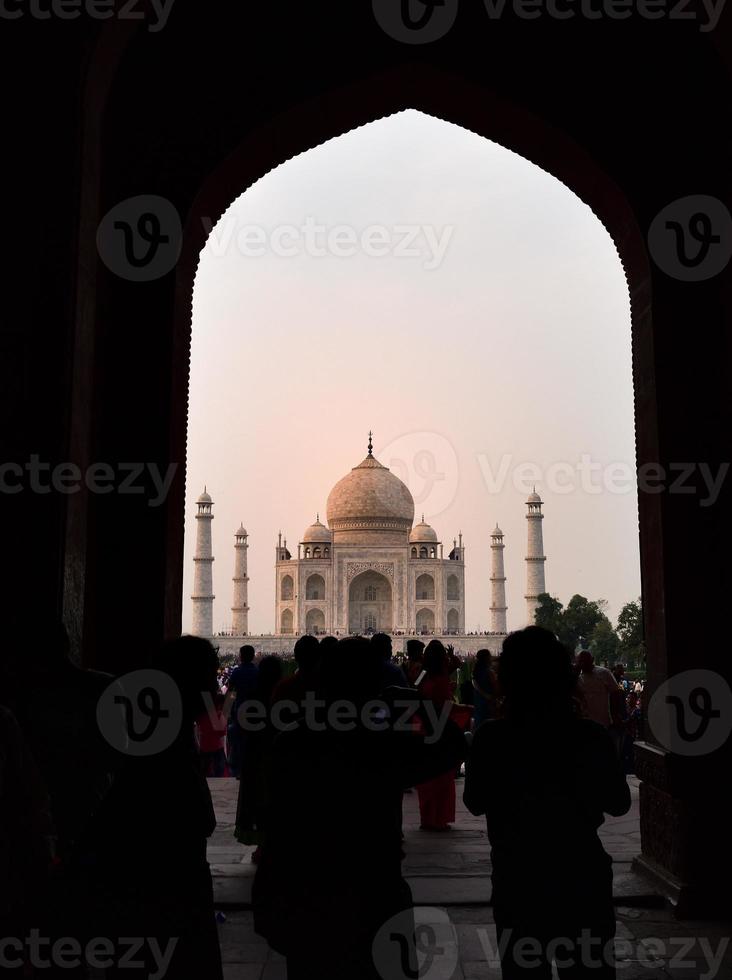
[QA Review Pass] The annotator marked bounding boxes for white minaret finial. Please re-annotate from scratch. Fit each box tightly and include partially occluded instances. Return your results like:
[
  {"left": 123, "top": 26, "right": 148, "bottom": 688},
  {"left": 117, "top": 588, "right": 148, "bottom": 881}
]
[
  {"left": 525, "top": 489, "right": 546, "bottom": 625},
  {"left": 231, "top": 523, "right": 249, "bottom": 635},
  {"left": 191, "top": 488, "right": 215, "bottom": 636},
  {"left": 490, "top": 524, "right": 508, "bottom": 634}
]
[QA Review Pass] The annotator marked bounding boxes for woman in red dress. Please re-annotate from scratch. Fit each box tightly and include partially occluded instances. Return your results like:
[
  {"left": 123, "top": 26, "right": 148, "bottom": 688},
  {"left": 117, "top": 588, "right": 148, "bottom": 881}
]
[{"left": 416, "top": 640, "right": 457, "bottom": 830}]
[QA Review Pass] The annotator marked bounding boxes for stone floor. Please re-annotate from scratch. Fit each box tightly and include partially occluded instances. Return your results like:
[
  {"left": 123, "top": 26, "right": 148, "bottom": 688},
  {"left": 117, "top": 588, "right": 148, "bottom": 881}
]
[{"left": 208, "top": 777, "right": 732, "bottom": 979}]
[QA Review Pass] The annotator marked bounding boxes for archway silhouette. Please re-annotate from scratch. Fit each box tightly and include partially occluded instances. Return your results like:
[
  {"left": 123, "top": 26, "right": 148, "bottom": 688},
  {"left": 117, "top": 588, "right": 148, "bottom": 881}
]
[{"left": 52, "top": 12, "right": 732, "bottom": 921}]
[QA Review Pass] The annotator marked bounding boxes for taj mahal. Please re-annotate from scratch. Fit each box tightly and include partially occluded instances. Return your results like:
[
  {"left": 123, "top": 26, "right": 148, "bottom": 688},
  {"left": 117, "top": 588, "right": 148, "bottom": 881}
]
[{"left": 190, "top": 435, "right": 547, "bottom": 656}]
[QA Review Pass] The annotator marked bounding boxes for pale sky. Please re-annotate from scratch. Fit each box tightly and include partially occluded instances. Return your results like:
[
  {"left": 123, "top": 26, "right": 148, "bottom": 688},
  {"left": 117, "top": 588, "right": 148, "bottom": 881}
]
[{"left": 183, "top": 109, "right": 640, "bottom": 636}]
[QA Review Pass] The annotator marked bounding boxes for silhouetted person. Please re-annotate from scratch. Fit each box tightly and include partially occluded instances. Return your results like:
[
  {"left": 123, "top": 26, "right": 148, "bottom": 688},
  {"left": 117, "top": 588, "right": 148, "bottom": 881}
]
[
  {"left": 416, "top": 640, "right": 457, "bottom": 831},
  {"left": 272, "top": 634, "right": 321, "bottom": 704},
  {"left": 464, "top": 627, "right": 630, "bottom": 979},
  {"left": 235, "top": 655, "right": 283, "bottom": 861},
  {"left": 252, "top": 637, "right": 466, "bottom": 979},
  {"left": 472, "top": 648, "right": 499, "bottom": 728},
  {"left": 2, "top": 619, "right": 114, "bottom": 865},
  {"left": 404, "top": 638, "right": 425, "bottom": 686},
  {"left": 318, "top": 634, "right": 339, "bottom": 657},
  {"left": 196, "top": 691, "right": 228, "bottom": 776},
  {"left": 89, "top": 635, "right": 223, "bottom": 980},
  {"left": 371, "top": 631, "right": 408, "bottom": 689},
  {"left": 226, "top": 644, "right": 259, "bottom": 776},
  {"left": 576, "top": 650, "right": 619, "bottom": 728}
]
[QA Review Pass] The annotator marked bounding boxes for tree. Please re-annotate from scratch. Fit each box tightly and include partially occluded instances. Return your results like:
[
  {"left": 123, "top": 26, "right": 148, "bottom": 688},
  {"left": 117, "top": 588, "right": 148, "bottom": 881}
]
[
  {"left": 561, "top": 594, "right": 606, "bottom": 652},
  {"left": 534, "top": 592, "right": 564, "bottom": 634},
  {"left": 589, "top": 618, "right": 620, "bottom": 664},
  {"left": 617, "top": 598, "right": 644, "bottom": 668}
]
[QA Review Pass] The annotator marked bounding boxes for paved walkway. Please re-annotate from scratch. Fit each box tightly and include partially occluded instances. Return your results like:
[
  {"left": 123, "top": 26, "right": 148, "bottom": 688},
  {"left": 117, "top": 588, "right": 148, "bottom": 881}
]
[
  {"left": 208, "top": 775, "right": 645, "bottom": 906},
  {"left": 208, "top": 778, "right": 732, "bottom": 979}
]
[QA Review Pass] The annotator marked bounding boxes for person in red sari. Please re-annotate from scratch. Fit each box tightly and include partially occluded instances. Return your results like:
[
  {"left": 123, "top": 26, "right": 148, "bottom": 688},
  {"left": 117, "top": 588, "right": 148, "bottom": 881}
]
[{"left": 416, "top": 640, "right": 457, "bottom": 830}]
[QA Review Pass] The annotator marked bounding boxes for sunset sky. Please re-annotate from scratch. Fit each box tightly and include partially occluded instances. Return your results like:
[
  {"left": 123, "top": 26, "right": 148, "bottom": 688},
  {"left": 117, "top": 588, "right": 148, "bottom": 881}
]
[{"left": 183, "top": 109, "right": 639, "bottom": 636}]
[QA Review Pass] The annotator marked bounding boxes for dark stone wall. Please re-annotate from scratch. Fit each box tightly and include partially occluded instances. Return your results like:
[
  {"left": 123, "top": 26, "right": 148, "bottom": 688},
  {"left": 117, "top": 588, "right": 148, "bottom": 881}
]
[{"left": 2, "top": 0, "right": 731, "bottom": 912}]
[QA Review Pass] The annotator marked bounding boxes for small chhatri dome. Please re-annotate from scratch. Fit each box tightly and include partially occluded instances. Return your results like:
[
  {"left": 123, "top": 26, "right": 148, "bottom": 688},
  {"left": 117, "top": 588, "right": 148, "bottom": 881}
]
[
  {"left": 527, "top": 487, "right": 542, "bottom": 504},
  {"left": 236, "top": 523, "right": 247, "bottom": 536},
  {"left": 302, "top": 514, "right": 332, "bottom": 544},
  {"left": 197, "top": 486, "right": 212, "bottom": 504},
  {"left": 493, "top": 523, "right": 504, "bottom": 536},
  {"left": 410, "top": 515, "right": 438, "bottom": 544}
]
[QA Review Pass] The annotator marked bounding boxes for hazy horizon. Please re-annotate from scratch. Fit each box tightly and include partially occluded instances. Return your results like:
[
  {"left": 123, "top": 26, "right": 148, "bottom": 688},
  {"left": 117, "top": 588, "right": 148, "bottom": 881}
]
[{"left": 183, "top": 109, "right": 640, "bottom": 636}]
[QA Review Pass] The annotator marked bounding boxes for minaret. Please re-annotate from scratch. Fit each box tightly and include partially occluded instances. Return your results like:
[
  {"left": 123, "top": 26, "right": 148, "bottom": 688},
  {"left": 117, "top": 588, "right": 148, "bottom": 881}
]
[
  {"left": 490, "top": 524, "right": 508, "bottom": 634},
  {"left": 191, "top": 487, "right": 215, "bottom": 636},
  {"left": 525, "top": 488, "right": 546, "bottom": 625},
  {"left": 231, "top": 523, "right": 249, "bottom": 635}
]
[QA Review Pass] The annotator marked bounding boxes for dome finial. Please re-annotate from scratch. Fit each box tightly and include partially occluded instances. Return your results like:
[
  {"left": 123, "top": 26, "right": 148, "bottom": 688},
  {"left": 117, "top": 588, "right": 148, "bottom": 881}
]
[{"left": 367, "top": 430, "right": 373, "bottom": 457}]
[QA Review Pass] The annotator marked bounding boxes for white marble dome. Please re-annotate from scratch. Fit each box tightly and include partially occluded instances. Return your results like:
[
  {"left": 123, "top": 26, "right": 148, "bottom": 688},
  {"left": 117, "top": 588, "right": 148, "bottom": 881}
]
[
  {"left": 326, "top": 451, "right": 414, "bottom": 543},
  {"left": 302, "top": 516, "right": 332, "bottom": 543},
  {"left": 409, "top": 516, "right": 438, "bottom": 544}
]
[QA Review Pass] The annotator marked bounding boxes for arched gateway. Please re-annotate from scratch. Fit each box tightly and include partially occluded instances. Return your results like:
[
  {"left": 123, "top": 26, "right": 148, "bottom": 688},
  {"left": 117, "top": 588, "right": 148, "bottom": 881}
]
[{"left": 349, "top": 570, "right": 392, "bottom": 634}]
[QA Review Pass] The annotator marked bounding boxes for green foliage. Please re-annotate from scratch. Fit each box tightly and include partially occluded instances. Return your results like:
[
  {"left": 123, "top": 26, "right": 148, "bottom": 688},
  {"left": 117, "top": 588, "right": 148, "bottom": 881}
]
[
  {"left": 535, "top": 593, "right": 564, "bottom": 635},
  {"left": 560, "top": 594, "right": 608, "bottom": 651},
  {"left": 617, "top": 598, "right": 645, "bottom": 668},
  {"left": 528, "top": 591, "right": 646, "bottom": 674},
  {"left": 589, "top": 618, "right": 620, "bottom": 664}
]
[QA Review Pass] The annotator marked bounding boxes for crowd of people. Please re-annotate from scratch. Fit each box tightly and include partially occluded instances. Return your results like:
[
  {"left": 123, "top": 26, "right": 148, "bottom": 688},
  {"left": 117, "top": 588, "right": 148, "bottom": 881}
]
[
  {"left": 1, "top": 622, "right": 639, "bottom": 978},
  {"left": 208, "top": 640, "right": 645, "bottom": 786}
]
